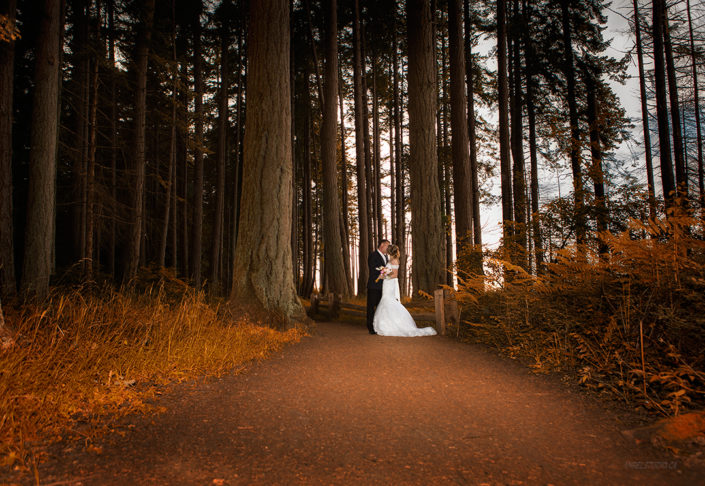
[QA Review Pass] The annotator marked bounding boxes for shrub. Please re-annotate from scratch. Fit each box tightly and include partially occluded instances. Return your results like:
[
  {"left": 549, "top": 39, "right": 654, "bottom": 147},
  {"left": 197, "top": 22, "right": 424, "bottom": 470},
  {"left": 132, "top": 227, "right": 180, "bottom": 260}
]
[{"left": 455, "top": 214, "right": 705, "bottom": 416}]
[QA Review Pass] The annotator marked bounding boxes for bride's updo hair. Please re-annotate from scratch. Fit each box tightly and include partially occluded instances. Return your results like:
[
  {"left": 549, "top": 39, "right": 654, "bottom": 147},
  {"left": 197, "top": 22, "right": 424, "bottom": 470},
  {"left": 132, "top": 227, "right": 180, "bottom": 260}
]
[{"left": 387, "top": 244, "right": 400, "bottom": 260}]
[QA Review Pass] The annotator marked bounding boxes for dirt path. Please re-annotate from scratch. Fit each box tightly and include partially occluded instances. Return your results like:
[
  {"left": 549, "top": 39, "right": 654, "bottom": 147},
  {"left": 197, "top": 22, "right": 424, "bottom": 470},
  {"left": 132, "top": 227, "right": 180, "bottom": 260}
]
[{"left": 11, "top": 319, "right": 704, "bottom": 485}]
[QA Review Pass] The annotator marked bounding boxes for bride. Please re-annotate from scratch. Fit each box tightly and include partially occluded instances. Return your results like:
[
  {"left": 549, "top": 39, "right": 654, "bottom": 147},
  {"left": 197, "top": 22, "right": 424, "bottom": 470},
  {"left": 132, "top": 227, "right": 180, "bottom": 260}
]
[{"left": 373, "top": 245, "right": 437, "bottom": 337}]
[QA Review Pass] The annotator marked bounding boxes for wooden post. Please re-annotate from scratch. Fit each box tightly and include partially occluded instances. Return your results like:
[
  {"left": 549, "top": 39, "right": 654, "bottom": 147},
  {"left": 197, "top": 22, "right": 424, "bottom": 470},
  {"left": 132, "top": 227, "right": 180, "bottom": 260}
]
[
  {"left": 434, "top": 288, "right": 446, "bottom": 335},
  {"left": 445, "top": 290, "right": 459, "bottom": 327}
]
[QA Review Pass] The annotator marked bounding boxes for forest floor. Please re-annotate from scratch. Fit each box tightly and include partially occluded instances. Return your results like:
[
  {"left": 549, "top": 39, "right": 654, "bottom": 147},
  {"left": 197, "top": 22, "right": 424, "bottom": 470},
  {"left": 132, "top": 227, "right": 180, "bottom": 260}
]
[{"left": 3, "top": 316, "right": 704, "bottom": 485}]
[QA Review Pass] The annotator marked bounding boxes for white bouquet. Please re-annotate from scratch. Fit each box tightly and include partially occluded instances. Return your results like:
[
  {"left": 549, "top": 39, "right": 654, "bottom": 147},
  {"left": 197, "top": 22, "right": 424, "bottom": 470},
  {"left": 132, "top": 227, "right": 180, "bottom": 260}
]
[{"left": 375, "top": 266, "right": 393, "bottom": 282}]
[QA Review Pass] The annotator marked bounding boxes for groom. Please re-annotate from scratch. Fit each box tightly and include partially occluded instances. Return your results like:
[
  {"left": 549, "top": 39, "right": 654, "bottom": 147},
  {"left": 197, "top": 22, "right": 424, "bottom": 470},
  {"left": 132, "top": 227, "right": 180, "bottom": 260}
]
[{"left": 367, "top": 239, "right": 390, "bottom": 334}]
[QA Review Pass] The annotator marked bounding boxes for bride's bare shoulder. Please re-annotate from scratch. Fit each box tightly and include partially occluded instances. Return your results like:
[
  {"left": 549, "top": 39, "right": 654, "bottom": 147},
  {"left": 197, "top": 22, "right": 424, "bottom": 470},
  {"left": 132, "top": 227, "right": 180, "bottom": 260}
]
[{"left": 391, "top": 258, "right": 400, "bottom": 265}]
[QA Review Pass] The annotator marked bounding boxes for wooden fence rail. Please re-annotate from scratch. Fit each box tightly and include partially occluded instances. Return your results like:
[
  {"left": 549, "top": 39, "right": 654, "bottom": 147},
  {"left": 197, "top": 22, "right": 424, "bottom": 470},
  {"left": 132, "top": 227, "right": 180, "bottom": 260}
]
[{"left": 307, "top": 289, "right": 459, "bottom": 336}]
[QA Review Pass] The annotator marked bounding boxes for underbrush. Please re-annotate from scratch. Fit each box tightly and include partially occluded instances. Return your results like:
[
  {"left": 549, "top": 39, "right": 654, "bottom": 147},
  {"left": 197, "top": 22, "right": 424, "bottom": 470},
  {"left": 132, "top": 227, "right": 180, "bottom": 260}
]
[
  {"left": 455, "top": 214, "right": 705, "bottom": 417},
  {"left": 0, "top": 284, "right": 303, "bottom": 474}
]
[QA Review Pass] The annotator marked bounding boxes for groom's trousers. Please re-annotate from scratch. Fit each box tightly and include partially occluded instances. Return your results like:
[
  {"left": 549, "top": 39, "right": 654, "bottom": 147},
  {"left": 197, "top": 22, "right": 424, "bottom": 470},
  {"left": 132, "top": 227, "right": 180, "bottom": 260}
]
[{"left": 366, "top": 288, "right": 383, "bottom": 333}]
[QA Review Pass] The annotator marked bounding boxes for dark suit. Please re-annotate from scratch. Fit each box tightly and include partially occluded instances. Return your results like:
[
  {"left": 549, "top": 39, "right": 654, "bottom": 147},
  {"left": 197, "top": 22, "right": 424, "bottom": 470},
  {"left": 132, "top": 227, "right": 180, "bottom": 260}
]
[{"left": 366, "top": 250, "right": 387, "bottom": 333}]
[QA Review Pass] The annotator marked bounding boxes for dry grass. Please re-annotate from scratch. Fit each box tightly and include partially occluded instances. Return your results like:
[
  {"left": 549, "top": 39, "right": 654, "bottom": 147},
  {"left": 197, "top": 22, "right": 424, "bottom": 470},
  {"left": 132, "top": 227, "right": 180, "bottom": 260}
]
[
  {"left": 0, "top": 285, "right": 303, "bottom": 474},
  {"left": 454, "top": 213, "right": 705, "bottom": 417}
]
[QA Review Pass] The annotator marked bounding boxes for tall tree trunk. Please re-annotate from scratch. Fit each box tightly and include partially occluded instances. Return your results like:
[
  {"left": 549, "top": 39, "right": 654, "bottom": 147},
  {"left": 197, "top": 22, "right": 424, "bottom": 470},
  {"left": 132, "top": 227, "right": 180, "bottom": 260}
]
[
  {"left": 509, "top": 0, "right": 527, "bottom": 265},
  {"left": 158, "top": 1, "right": 178, "bottom": 269},
  {"left": 321, "top": 0, "right": 349, "bottom": 296},
  {"left": 107, "top": 0, "right": 117, "bottom": 276},
  {"left": 663, "top": 6, "right": 687, "bottom": 200},
  {"left": 22, "top": 0, "right": 65, "bottom": 298},
  {"left": 191, "top": 2, "right": 204, "bottom": 287},
  {"left": 211, "top": 7, "right": 230, "bottom": 289},
  {"left": 338, "top": 65, "right": 353, "bottom": 292},
  {"left": 686, "top": 0, "right": 704, "bottom": 208},
  {"left": 560, "top": 0, "right": 585, "bottom": 244},
  {"left": 632, "top": 0, "right": 657, "bottom": 220},
  {"left": 231, "top": 24, "right": 244, "bottom": 291},
  {"left": 372, "top": 58, "right": 383, "bottom": 241},
  {"left": 407, "top": 0, "right": 445, "bottom": 294},
  {"left": 71, "top": 0, "right": 89, "bottom": 268},
  {"left": 124, "top": 0, "right": 154, "bottom": 281},
  {"left": 439, "top": 26, "right": 452, "bottom": 283},
  {"left": 178, "top": 58, "right": 190, "bottom": 277},
  {"left": 0, "top": 0, "right": 17, "bottom": 296},
  {"left": 290, "top": 0, "right": 297, "bottom": 287},
  {"left": 653, "top": 0, "right": 676, "bottom": 208},
  {"left": 231, "top": 0, "right": 304, "bottom": 324},
  {"left": 361, "top": 23, "right": 375, "bottom": 249},
  {"left": 390, "top": 85, "right": 396, "bottom": 242},
  {"left": 352, "top": 0, "right": 369, "bottom": 295},
  {"left": 300, "top": 70, "right": 314, "bottom": 297},
  {"left": 464, "top": 0, "right": 482, "bottom": 258},
  {"left": 522, "top": 0, "right": 542, "bottom": 269},
  {"left": 497, "top": 0, "right": 513, "bottom": 246},
  {"left": 85, "top": 1, "right": 100, "bottom": 278},
  {"left": 585, "top": 72, "right": 608, "bottom": 255},
  {"left": 448, "top": 0, "right": 473, "bottom": 270},
  {"left": 392, "top": 23, "right": 407, "bottom": 295}
]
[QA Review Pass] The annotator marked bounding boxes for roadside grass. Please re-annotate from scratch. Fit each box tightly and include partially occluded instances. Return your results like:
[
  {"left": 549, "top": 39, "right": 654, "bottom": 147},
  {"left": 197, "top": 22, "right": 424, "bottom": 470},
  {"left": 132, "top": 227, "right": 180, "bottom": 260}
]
[{"left": 0, "top": 285, "right": 303, "bottom": 475}]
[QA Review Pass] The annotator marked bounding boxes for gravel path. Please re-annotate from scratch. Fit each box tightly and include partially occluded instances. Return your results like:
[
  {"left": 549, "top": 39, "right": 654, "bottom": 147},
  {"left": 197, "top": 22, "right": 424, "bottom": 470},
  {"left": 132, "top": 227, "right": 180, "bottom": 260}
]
[{"left": 13, "top": 319, "right": 704, "bottom": 485}]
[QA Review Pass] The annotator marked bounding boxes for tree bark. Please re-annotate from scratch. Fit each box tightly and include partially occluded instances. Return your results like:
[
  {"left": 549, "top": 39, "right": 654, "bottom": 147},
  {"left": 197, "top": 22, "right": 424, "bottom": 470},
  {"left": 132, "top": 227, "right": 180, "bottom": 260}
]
[
  {"left": 522, "top": 0, "right": 542, "bottom": 269},
  {"left": 392, "top": 23, "right": 407, "bottom": 295},
  {"left": 360, "top": 22, "right": 375, "bottom": 249},
  {"left": 686, "top": 0, "right": 704, "bottom": 209},
  {"left": 510, "top": 0, "right": 527, "bottom": 264},
  {"left": 448, "top": 0, "right": 473, "bottom": 265},
  {"left": 407, "top": 0, "right": 445, "bottom": 295},
  {"left": 84, "top": 1, "right": 100, "bottom": 278},
  {"left": 0, "top": 0, "right": 17, "bottom": 296},
  {"left": 652, "top": 0, "right": 676, "bottom": 207},
  {"left": 663, "top": 6, "right": 687, "bottom": 199},
  {"left": 352, "top": 0, "right": 369, "bottom": 295},
  {"left": 107, "top": 0, "right": 117, "bottom": 276},
  {"left": 560, "top": 0, "right": 585, "bottom": 244},
  {"left": 338, "top": 64, "right": 353, "bottom": 292},
  {"left": 191, "top": 1, "right": 204, "bottom": 287},
  {"left": 497, "top": 0, "right": 513, "bottom": 246},
  {"left": 585, "top": 72, "right": 608, "bottom": 255},
  {"left": 22, "top": 0, "right": 65, "bottom": 298},
  {"left": 71, "top": 0, "right": 89, "bottom": 268},
  {"left": 124, "top": 0, "right": 154, "bottom": 281},
  {"left": 464, "top": 0, "right": 482, "bottom": 256},
  {"left": 439, "top": 29, "right": 453, "bottom": 286},
  {"left": 230, "top": 21, "right": 244, "bottom": 291},
  {"left": 301, "top": 70, "right": 314, "bottom": 297},
  {"left": 158, "top": 0, "right": 178, "bottom": 269},
  {"left": 372, "top": 58, "right": 383, "bottom": 242},
  {"left": 321, "top": 0, "right": 350, "bottom": 296},
  {"left": 632, "top": 0, "right": 657, "bottom": 220},
  {"left": 231, "top": 0, "right": 304, "bottom": 324},
  {"left": 211, "top": 6, "right": 230, "bottom": 289}
]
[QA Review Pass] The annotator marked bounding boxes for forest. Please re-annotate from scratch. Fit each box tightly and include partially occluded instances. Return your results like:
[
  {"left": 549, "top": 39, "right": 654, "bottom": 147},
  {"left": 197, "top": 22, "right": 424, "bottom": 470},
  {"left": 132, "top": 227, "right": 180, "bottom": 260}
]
[{"left": 1, "top": 0, "right": 705, "bottom": 475}]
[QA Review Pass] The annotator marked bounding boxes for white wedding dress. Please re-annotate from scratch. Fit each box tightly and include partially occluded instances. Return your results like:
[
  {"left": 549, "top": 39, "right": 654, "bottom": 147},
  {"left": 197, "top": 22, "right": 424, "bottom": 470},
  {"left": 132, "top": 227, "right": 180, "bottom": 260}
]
[{"left": 373, "top": 264, "right": 437, "bottom": 337}]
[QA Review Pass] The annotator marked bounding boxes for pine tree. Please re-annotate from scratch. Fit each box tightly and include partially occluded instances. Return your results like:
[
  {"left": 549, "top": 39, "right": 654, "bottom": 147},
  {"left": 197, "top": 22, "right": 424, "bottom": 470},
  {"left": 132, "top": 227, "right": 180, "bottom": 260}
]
[
  {"left": 231, "top": 0, "right": 305, "bottom": 324},
  {"left": 448, "top": 0, "right": 473, "bottom": 262},
  {"left": 124, "top": 0, "right": 156, "bottom": 281},
  {"left": 0, "top": 0, "right": 17, "bottom": 296},
  {"left": 407, "top": 0, "right": 445, "bottom": 294},
  {"left": 321, "top": 0, "right": 350, "bottom": 296},
  {"left": 22, "top": 0, "right": 65, "bottom": 298},
  {"left": 497, "top": 0, "right": 514, "bottom": 246}
]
